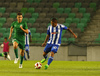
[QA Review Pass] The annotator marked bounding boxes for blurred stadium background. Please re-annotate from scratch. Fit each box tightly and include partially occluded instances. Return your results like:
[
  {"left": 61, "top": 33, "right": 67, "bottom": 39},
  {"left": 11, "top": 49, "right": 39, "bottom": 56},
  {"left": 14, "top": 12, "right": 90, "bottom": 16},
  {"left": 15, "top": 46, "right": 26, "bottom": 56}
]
[{"left": 0, "top": 0, "right": 100, "bottom": 61}]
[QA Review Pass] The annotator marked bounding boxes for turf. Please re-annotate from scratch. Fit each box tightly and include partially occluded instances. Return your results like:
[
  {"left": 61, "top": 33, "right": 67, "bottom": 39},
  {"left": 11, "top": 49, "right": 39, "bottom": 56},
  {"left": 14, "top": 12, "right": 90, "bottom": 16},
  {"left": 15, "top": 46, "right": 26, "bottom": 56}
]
[{"left": 0, "top": 60, "right": 100, "bottom": 76}]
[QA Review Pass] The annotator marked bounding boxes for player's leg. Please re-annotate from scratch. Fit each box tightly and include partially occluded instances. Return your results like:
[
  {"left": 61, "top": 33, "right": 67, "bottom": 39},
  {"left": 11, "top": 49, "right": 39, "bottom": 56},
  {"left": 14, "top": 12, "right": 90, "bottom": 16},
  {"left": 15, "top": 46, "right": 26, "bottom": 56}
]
[
  {"left": 13, "top": 41, "right": 19, "bottom": 63},
  {"left": 13, "top": 41, "right": 18, "bottom": 58},
  {"left": 47, "top": 51, "right": 54, "bottom": 65},
  {"left": 24, "top": 52, "right": 27, "bottom": 60},
  {"left": 41, "top": 52, "right": 48, "bottom": 63},
  {"left": 24, "top": 45, "right": 27, "bottom": 60},
  {"left": 43, "top": 52, "right": 48, "bottom": 59},
  {"left": 0, "top": 52, "right": 11, "bottom": 60},
  {"left": 41, "top": 44, "right": 51, "bottom": 63},
  {"left": 4, "top": 52, "right": 7, "bottom": 60},
  {"left": 4, "top": 52, "right": 11, "bottom": 60},
  {"left": 45, "top": 52, "right": 54, "bottom": 69},
  {"left": 26, "top": 51, "right": 30, "bottom": 59},
  {"left": 25, "top": 44, "right": 30, "bottom": 59},
  {"left": 6, "top": 52, "right": 11, "bottom": 61},
  {"left": 18, "top": 41, "right": 25, "bottom": 68},
  {"left": 19, "top": 49, "right": 24, "bottom": 68},
  {"left": 45, "top": 45, "right": 59, "bottom": 69}
]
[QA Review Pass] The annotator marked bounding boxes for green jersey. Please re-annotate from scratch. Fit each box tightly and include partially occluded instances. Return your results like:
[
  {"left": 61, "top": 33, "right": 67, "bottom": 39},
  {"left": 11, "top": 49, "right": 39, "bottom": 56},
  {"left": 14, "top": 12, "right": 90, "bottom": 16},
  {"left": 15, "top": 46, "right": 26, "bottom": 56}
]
[{"left": 11, "top": 21, "right": 28, "bottom": 42}]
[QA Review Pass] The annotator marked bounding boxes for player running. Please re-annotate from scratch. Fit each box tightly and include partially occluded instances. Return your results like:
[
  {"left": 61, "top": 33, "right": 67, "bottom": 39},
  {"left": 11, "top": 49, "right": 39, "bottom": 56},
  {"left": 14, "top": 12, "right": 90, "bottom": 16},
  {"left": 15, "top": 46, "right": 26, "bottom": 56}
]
[
  {"left": 24, "top": 29, "right": 32, "bottom": 60},
  {"left": 0, "top": 37, "right": 11, "bottom": 60},
  {"left": 41, "top": 18, "right": 77, "bottom": 69},
  {"left": 9, "top": 12, "right": 28, "bottom": 68}
]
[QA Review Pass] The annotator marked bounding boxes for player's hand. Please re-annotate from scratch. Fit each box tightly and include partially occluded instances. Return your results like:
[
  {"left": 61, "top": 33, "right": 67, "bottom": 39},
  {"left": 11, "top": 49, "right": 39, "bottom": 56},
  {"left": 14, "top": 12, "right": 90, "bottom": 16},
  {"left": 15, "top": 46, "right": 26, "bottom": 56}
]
[
  {"left": 9, "top": 35, "right": 11, "bottom": 39},
  {"left": 42, "top": 42, "right": 46, "bottom": 47},
  {"left": 74, "top": 35, "right": 77, "bottom": 38}
]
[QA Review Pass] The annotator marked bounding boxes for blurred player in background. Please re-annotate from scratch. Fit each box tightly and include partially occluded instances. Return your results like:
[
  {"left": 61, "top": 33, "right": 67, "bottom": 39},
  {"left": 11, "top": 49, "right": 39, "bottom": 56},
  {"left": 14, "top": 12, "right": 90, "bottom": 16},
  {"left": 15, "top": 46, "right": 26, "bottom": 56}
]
[
  {"left": 0, "top": 37, "right": 11, "bottom": 60},
  {"left": 24, "top": 29, "right": 32, "bottom": 60},
  {"left": 9, "top": 12, "right": 28, "bottom": 68},
  {"left": 41, "top": 18, "right": 77, "bottom": 69}
]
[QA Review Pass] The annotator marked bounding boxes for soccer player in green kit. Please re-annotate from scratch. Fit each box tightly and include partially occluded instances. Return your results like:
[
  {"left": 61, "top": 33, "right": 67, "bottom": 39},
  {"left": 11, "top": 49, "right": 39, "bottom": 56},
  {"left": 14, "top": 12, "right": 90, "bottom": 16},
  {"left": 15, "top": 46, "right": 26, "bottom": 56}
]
[{"left": 9, "top": 12, "right": 28, "bottom": 68}]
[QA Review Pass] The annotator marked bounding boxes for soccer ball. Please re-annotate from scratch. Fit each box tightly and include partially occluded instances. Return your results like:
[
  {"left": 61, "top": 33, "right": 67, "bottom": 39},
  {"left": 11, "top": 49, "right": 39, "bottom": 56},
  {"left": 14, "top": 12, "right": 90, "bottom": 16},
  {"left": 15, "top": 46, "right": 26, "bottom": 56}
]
[
  {"left": 35, "top": 62, "right": 42, "bottom": 69},
  {"left": 1, "top": 44, "right": 4, "bottom": 48}
]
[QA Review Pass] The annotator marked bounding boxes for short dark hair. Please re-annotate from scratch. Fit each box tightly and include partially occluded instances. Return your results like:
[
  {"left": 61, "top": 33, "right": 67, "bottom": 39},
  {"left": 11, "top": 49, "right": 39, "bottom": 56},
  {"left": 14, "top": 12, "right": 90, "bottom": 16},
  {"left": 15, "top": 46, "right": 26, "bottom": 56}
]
[
  {"left": 51, "top": 18, "right": 57, "bottom": 22},
  {"left": 4, "top": 37, "right": 7, "bottom": 39},
  {"left": 17, "top": 12, "right": 22, "bottom": 15}
]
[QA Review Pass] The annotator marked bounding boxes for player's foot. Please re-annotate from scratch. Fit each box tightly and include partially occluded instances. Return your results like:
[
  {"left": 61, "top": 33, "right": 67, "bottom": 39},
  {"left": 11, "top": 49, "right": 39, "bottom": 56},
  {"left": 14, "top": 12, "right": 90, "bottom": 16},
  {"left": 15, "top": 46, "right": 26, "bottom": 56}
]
[
  {"left": 45, "top": 64, "right": 49, "bottom": 69},
  {"left": 7, "top": 54, "right": 11, "bottom": 61},
  {"left": 27, "top": 55, "right": 30, "bottom": 59},
  {"left": 41, "top": 58, "right": 46, "bottom": 63},
  {"left": 14, "top": 58, "right": 19, "bottom": 64},
  {"left": 19, "top": 64, "right": 22, "bottom": 68},
  {"left": 41, "top": 58, "right": 49, "bottom": 63},
  {"left": 24, "top": 58, "right": 27, "bottom": 61}
]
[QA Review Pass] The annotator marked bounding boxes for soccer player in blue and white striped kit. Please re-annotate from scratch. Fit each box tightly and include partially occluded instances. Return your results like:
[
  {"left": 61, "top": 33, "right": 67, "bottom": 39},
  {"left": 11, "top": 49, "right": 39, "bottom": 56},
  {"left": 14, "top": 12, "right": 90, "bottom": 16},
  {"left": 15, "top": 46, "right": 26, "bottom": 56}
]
[
  {"left": 41, "top": 18, "right": 77, "bottom": 69},
  {"left": 24, "top": 29, "right": 32, "bottom": 60}
]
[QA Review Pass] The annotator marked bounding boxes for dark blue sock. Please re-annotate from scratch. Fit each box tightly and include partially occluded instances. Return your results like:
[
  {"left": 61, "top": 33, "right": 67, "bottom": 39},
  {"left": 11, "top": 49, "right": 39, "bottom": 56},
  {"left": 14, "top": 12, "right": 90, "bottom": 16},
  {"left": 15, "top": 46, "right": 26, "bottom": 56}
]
[
  {"left": 43, "top": 55, "right": 48, "bottom": 59},
  {"left": 27, "top": 51, "right": 29, "bottom": 56},
  {"left": 47, "top": 56, "right": 53, "bottom": 65},
  {"left": 24, "top": 53, "right": 26, "bottom": 59}
]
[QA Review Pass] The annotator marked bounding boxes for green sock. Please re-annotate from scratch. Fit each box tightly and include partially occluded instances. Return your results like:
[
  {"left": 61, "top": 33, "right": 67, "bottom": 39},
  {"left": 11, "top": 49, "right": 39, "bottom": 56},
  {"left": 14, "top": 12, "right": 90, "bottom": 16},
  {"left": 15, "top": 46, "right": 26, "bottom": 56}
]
[
  {"left": 0, "top": 53, "right": 4, "bottom": 57},
  {"left": 14, "top": 48, "right": 18, "bottom": 58},
  {"left": 20, "top": 55, "right": 24, "bottom": 64}
]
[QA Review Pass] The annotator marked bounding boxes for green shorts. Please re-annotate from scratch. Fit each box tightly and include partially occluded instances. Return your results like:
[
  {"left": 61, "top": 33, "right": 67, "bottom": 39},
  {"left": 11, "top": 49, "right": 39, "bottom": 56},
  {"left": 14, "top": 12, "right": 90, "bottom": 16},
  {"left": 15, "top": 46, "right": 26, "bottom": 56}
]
[{"left": 12, "top": 39, "right": 25, "bottom": 50}]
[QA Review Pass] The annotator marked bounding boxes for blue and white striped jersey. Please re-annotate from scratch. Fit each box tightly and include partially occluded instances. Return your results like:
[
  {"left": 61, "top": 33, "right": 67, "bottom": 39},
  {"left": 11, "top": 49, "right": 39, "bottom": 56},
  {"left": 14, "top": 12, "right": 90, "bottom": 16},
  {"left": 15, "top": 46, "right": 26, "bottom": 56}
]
[
  {"left": 47, "top": 24, "right": 67, "bottom": 45},
  {"left": 25, "top": 29, "right": 31, "bottom": 45}
]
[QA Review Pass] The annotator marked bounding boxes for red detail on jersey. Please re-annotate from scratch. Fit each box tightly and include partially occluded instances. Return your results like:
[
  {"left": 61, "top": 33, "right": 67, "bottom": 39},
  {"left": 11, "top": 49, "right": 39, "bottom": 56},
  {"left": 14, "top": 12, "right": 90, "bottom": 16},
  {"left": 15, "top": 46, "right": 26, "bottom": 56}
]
[{"left": 51, "top": 32, "right": 56, "bottom": 34}]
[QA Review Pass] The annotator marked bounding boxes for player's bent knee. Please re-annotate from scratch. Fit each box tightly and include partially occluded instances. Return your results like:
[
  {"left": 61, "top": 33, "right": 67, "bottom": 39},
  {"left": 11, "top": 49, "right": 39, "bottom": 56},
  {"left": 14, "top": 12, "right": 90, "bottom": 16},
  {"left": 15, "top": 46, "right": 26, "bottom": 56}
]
[
  {"left": 43, "top": 53, "right": 45, "bottom": 56},
  {"left": 50, "top": 52, "right": 55, "bottom": 57},
  {"left": 13, "top": 45, "right": 18, "bottom": 49},
  {"left": 13, "top": 42, "right": 18, "bottom": 49},
  {"left": 20, "top": 50, "right": 24, "bottom": 56},
  {"left": 43, "top": 52, "right": 47, "bottom": 56},
  {"left": 20, "top": 52, "right": 24, "bottom": 56},
  {"left": 43, "top": 54, "right": 45, "bottom": 57}
]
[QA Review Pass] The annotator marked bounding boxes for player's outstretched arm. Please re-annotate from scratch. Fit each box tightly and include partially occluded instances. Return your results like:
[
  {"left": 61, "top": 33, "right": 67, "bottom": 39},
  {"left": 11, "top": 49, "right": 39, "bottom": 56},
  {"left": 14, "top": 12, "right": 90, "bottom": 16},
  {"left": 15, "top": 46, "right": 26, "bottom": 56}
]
[
  {"left": 67, "top": 28, "right": 77, "bottom": 38},
  {"left": 42, "top": 35, "right": 50, "bottom": 47},
  {"left": 20, "top": 26, "right": 28, "bottom": 34},
  {"left": 9, "top": 26, "right": 13, "bottom": 39}
]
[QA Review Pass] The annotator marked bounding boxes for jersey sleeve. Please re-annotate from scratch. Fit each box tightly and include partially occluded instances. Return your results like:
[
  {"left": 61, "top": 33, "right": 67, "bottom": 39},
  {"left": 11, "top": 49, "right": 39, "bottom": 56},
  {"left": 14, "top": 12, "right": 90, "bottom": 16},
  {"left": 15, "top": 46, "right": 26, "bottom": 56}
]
[
  {"left": 24, "top": 22, "right": 28, "bottom": 29},
  {"left": 47, "top": 26, "right": 50, "bottom": 35},
  {"left": 28, "top": 29, "right": 31, "bottom": 35},
  {"left": 11, "top": 22, "right": 15, "bottom": 28},
  {"left": 61, "top": 24, "right": 67, "bottom": 30}
]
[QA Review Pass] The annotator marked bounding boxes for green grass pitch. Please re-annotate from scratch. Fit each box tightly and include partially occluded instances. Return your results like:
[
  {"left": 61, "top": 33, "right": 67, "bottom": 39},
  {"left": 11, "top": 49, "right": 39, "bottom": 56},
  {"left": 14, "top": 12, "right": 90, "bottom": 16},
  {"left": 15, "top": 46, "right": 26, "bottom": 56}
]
[{"left": 0, "top": 60, "right": 100, "bottom": 76}]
